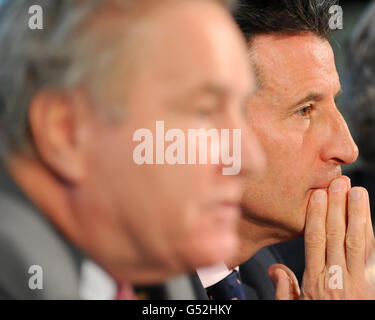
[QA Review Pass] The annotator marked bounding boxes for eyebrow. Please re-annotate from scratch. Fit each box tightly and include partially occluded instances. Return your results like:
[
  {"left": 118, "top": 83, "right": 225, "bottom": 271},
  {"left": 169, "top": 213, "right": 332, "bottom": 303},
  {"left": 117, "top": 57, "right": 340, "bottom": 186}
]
[
  {"left": 292, "top": 88, "right": 343, "bottom": 108},
  {"left": 170, "top": 82, "right": 255, "bottom": 110},
  {"left": 168, "top": 83, "right": 226, "bottom": 109},
  {"left": 194, "top": 83, "right": 255, "bottom": 102}
]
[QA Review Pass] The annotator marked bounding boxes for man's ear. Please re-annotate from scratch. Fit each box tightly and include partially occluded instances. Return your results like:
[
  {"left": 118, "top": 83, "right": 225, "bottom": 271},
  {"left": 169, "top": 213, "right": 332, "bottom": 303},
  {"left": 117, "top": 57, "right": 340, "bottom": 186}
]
[{"left": 28, "top": 90, "right": 92, "bottom": 184}]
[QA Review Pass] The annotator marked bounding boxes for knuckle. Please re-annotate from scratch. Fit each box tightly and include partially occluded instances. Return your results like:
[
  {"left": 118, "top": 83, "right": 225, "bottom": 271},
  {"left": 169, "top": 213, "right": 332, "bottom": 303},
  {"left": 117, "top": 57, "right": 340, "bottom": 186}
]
[
  {"left": 326, "top": 228, "right": 345, "bottom": 242},
  {"left": 301, "top": 281, "right": 318, "bottom": 300},
  {"left": 301, "top": 287, "right": 313, "bottom": 300},
  {"left": 305, "top": 232, "right": 325, "bottom": 248},
  {"left": 345, "top": 235, "right": 365, "bottom": 251}
]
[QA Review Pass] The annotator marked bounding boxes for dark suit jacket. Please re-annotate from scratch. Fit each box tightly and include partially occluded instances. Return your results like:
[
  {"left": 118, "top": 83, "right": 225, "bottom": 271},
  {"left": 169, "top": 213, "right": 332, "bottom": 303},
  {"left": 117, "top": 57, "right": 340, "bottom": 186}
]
[
  {"left": 192, "top": 246, "right": 282, "bottom": 300},
  {"left": 193, "top": 238, "right": 307, "bottom": 300},
  {"left": 239, "top": 246, "right": 283, "bottom": 299}
]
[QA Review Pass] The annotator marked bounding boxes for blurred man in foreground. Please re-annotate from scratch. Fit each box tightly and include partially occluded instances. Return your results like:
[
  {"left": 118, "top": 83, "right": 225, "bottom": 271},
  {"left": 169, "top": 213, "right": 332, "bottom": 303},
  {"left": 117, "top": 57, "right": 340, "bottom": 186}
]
[
  {"left": 0, "top": 0, "right": 263, "bottom": 299},
  {"left": 198, "top": 0, "right": 375, "bottom": 300}
]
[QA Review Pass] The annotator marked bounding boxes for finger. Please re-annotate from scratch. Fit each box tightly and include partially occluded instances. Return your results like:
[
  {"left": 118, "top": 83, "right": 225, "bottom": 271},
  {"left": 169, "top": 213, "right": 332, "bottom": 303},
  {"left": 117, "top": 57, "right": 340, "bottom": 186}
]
[
  {"left": 343, "top": 175, "right": 351, "bottom": 227},
  {"left": 349, "top": 181, "right": 373, "bottom": 259},
  {"left": 326, "top": 178, "right": 347, "bottom": 268},
  {"left": 346, "top": 187, "right": 367, "bottom": 275},
  {"left": 270, "top": 268, "right": 292, "bottom": 300},
  {"left": 305, "top": 189, "right": 327, "bottom": 275},
  {"left": 363, "top": 189, "right": 374, "bottom": 260},
  {"left": 275, "top": 264, "right": 300, "bottom": 299},
  {"left": 341, "top": 175, "right": 351, "bottom": 192},
  {"left": 268, "top": 264, "right": 300, "bottom": 300}
]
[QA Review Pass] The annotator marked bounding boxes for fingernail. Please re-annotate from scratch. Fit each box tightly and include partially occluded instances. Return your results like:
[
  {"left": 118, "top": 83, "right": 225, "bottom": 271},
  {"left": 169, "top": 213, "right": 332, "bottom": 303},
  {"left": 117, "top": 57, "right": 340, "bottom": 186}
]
[
  {"left": 312, "top": 189, "right": 326, "bottom": 202},
  {"left": 350, "top": 188, "right": 362, "bottom": 201},
  {"left": 330, "top": 179, "right": 345, "bottom": 193}
]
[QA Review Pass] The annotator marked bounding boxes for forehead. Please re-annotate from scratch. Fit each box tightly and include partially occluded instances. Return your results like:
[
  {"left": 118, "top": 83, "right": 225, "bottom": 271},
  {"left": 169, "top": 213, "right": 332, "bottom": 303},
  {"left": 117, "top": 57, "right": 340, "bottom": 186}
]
[
  {"left": 123, "top": 0, "right": 252, "bottom": 103},
  {"left": 250, "top": 33, "right": 340, "bottom": 95}
]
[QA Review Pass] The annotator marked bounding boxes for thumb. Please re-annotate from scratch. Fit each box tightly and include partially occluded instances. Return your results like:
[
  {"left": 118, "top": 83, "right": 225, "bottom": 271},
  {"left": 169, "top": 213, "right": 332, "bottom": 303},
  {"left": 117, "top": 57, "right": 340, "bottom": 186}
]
[{"left": 268, "top": 264, "right": 300, "bottom": 300}]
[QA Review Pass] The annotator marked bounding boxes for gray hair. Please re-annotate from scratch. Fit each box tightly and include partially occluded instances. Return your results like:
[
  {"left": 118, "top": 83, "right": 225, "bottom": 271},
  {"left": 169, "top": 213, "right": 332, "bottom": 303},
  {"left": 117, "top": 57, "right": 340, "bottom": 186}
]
[
  {"left": 343, "top": 2, "right": 375, "bottom": 169},
  {"left": 0, "top": 0, "right": 233, "bottom": 159},
  {"left": 1, "top": 1, "right": 95, "bottom": 157},
  {"left": 0, "top": 0, "right": 133, "bottom": 158}
]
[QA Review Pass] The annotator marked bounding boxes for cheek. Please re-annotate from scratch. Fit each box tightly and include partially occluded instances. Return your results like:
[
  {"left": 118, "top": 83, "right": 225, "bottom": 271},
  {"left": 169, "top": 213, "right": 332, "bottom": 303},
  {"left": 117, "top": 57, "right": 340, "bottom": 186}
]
[
  {"left": 253, "top": 123, "right": 315, "bottom": 197},
  {"left": 148, "top": 165, "right": 214, "bottom": 218}
]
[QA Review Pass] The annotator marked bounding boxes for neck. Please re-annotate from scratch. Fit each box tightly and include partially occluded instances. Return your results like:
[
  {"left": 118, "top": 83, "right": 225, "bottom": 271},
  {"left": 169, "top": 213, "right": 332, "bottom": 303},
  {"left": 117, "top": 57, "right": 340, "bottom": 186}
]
[{"left": 225, "top": 215, "right": 283, "bottom": 270}]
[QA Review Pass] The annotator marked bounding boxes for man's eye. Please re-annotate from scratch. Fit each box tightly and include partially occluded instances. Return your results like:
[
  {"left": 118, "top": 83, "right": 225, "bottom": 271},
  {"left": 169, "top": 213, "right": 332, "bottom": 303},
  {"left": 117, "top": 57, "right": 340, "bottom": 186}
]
[
  {"left": 196, "top": 108, "right": 213, "bottom": 117},
  {"left": 195, "top": 105, "right": 218, "bottom": 117},
  {"left": 296, "top": 105, "right": 313, "bottom": 118}
]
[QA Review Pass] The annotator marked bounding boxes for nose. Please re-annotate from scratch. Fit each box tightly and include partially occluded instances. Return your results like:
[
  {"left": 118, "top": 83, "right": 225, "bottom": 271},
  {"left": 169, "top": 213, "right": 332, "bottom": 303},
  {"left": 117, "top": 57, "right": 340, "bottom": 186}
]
[{"left": 320, "top": 107, "right": 359, "bottom": 165}]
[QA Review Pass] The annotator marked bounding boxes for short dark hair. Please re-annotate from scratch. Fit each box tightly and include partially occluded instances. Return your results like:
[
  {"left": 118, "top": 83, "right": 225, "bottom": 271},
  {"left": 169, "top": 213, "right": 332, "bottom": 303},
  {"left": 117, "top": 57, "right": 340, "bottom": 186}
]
[{"left": 233, "top": 0, "right": 338, "bottom": 43}]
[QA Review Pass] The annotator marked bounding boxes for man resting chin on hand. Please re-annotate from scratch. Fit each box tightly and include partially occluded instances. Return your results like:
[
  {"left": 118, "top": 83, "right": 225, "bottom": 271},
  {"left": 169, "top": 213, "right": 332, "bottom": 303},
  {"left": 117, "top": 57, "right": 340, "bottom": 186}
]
[{"left": 270, "top": 176, "right": 375, "bottom": 300}]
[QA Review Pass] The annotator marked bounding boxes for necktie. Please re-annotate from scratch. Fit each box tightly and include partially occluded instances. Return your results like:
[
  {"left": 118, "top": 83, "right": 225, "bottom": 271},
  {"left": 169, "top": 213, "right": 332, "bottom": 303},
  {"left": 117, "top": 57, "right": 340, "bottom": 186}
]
[{"left": 206, "top": 270, "right": 246, "bottom": 300}]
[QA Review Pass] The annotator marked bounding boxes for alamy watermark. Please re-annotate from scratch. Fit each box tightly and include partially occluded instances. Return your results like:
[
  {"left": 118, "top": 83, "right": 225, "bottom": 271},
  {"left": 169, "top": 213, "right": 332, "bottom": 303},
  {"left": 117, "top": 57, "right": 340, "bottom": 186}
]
[
  {"left": 28, "top": 265, "right": 43, "bottom": 290},
  {"left": 133, "top": 121, "right": 242, "bottom": 176},
  {"left": 329, "top": 5, "right": 343, "bottom": 30},
  {"left": 28, "top": 5, "right": 43, "bottom": 30},
  {"left": 328, "top": 265, "right": 343, "bottom": 290},
  {"left": 27, "top": 4, "right": 343, "bottom": 31}
]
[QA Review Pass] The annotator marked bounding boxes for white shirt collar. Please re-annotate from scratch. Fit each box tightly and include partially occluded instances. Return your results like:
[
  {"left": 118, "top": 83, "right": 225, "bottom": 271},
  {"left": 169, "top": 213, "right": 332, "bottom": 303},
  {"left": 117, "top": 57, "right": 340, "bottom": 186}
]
[
  {"left": 79, "top": 260, "right": 117, "bottom": 300},
  {"left": 196, "top": 263, "right": 239, "bottom": 288}
]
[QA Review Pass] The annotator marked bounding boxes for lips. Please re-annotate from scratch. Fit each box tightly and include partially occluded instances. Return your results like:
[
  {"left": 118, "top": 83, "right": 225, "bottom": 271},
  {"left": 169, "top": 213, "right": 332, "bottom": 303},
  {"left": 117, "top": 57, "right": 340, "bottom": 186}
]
[
  {"left": 310, "top": 168, "right": 343, "bottom": 191},
  {"left": 310, "top": 184, "right": 330, "bottom": 190}
]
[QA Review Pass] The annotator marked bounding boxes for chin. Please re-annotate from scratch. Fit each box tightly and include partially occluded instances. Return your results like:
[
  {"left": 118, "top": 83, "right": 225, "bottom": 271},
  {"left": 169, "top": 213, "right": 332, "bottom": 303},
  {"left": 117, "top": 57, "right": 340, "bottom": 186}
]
[
  {"left": 183, "top": 232, "right": 238, "bottom": 268},
  {"left": 287, "top": 210, "right": 307, "bottom": 238},
  {"left": 275, "top": 210, "right": 306, "bottom": 242}
]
